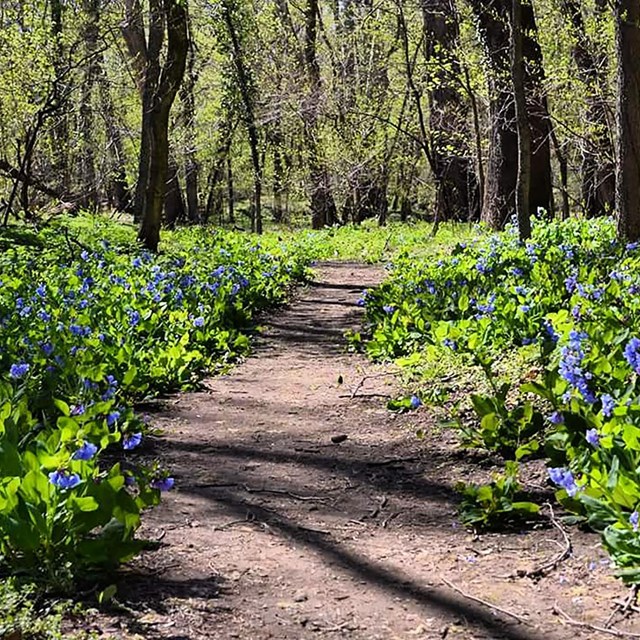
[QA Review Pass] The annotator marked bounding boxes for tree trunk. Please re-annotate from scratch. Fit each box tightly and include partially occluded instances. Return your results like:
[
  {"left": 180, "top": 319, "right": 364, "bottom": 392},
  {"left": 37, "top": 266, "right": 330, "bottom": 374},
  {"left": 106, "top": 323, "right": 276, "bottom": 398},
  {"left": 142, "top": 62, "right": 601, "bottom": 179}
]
[
  {"left": 422, "top": 0, "right": 480, "bottom": 222},
  {"left": 164, "top": 156, "right": 186, "bottom": 228},
  {"left": 615, "top": 0, "right": 640, "bottom": 241},
  {"left": 221, "top": 0, "right": 262, "bottom": 234},
  {"left": 137, "top": 0, "right": 188, "bottom": 252},
  {"left": 181, "top": 22, "right": 200, "bottom": 223},
  {"left": 512, "top": 0, "right": 531, "bottom": 239},
  {"left": 561, "top": 0, "right": 615, "bottom": 217},
  {"left": 79, "top": 0, "right": 99, "bottom": 210},
  {"left": 470, "top": 0, "right": 552, "bottom": 228}
]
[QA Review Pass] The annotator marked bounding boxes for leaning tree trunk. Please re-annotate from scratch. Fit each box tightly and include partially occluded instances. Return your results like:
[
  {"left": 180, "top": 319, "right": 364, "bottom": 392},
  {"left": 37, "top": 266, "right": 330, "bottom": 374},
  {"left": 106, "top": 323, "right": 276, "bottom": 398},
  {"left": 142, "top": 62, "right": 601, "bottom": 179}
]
[
  {"left": 137, "top": 0, "right": 188, "bottom": 252},
  {"left": 422, "top": 0, "right": 480, "bottom": 223},
  {"left": 615, "top": 0, "right": 640, "bottom": 241}
]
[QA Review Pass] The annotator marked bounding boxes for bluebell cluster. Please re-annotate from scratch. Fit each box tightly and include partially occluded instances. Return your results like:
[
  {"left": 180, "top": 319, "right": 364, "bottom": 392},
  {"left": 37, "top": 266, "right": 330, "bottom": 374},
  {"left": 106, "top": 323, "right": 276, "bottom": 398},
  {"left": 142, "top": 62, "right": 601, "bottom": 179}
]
[{"left": 559, "top": 330, "right": 595, "bottom": 404}]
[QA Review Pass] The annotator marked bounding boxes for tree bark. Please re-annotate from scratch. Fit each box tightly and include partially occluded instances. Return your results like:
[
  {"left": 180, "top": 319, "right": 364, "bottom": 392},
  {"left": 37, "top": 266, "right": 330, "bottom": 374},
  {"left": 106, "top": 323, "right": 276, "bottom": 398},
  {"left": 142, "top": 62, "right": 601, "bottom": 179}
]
[
  {"left": 422, "top": 0, "right": 480, "bottom": 223},
  {"left": 470, "top": 0, "right": 552, "bottom": 229},
  {"left": 79, "top": 0, "right": 100, "bottom": 210},
  {"left": 615, "top": 0, "right": 640, "bottom": 241},
  {"left": 561, "top": 0, "right": 615, "bottom": 217},
  {"left": 137, "top": 0, "right": 188, "bottom": 252},
  {"left": 512, "top": 0, "right": 531, "bottom": 239}
]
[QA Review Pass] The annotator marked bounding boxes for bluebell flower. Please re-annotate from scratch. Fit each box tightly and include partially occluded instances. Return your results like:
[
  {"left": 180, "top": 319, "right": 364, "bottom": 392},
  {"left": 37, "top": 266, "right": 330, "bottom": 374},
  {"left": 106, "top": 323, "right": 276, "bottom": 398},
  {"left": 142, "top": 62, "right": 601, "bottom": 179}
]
[
  {"left": 356, "top": 291, "right": 368, "bottom": 307},
  {"left": 150, "top": 477, "right": 174, "bottom": 491},
  {"left": 383, "top": 305, "right": 395, "bottom": 315},
  {"left": 515, "top": 285, "right": 527, "bottom": 296},
  {"left": 35, "top": 284, "right": 46, "bottom": 298},
  {"left": 624, "top": 338, "right": 640, "bottom": 373},
  {"left": 586, "top": 428, "right": 600, "bottom": 447},
  {"left": 49, "top": 470, "right": 81, "bottom": 490},
  {"left": 548, "top": 411, "right": 564, "bottom": 425},
  {"left": 548, "top": 467, "right": 579, "bottom": 497},
  {"left": 520, "top": 305, "right": 531, "bottom": 313},
  {"left": 81, "top": 250, "right": 90, "bottom": 261},
  {"left": 107, "top": 411, "right": 121, "bottom": 427},
  {"left": 512, "top": 267, "right": 524, "bottom": 277},
  {"left": 627, "top": 242, "right": 639, "bottom": 251},
  {"left": 41, "top": 342, "right": 54, "bottom": 356},
  {"left": 565, "top": 273, "right": 578, "bottom": 294},
  {"left": 122, "top": 432, "right": 142, "bottom": 450},
  {"left": 72, "top": 441, "right": 98, "bottom": 461},
  {"left": 9, "top": 363, "right": 29, "bottom": 379},
  {"left": 443, "top": 338, "right": 458, "bottom": 351},
  {"left": 71, "top": 404, "right": 86, "bottom": 416},
  {"left": 601, "top": 394, "right": 615, "bottom": 418},
  {"left": 475, "top": 260, "right": 491, "bottom": 275},
  {"left": 132, "top": 257, "right": 143, "bottom": 268},
  {"left": 129, "top": 310, "right": 140, "bottom": 327},
  {"left": 631, "top": 511, "right": 640, "bottom": 532},
  {"left": 410, "top": 395, "right": 422, "bottom": 410},
  {"left": 543, "top": 320, "right": 558, "bottom": 343},
  {"left": 37, "top": 309, "right": 51, "bottom": 322},
  {"left": 193, "top": 316, "right": 205, "bottom": 327}
]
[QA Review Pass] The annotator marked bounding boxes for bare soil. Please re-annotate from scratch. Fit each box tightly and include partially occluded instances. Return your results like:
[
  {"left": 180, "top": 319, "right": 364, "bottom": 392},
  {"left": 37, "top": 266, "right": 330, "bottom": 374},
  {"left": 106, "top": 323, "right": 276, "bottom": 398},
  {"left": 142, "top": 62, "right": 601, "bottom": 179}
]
[{"left": 88, "top": 262, "right": 640, "bottom": 640}]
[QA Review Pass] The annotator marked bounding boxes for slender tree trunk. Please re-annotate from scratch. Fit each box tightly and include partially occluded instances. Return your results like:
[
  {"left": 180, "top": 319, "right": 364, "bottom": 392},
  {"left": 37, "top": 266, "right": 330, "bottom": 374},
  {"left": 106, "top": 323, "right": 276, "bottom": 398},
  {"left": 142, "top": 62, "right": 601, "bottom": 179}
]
[
  {"left": 422, "top": 0, "right": 480, "bottom": 222},
  {"left": 50, "top": 0, "right": 70, "bottom": 193},
  {"left": 164, "top": 156, "right": 186, "bottom": 227},
  {"left": 561, "top": 0, "right": 615, "bottom": 217},
  {"left": 221, "top": 0, "right": 262, "bottom": 234},
  {"left": 79, "top": 0, "right": 99, "bottom": 210},
  {"left": 227, "top": 153, "right": 235, "bottom": 224},
  {"left": 615, "top": 0, "right": 640, "bottom": 241},
  {"left": 181, "top": 21, "right": 200, "bottom": 223},
  {"left": 512, "top": 0, "right": 531, "bottom": 239}
]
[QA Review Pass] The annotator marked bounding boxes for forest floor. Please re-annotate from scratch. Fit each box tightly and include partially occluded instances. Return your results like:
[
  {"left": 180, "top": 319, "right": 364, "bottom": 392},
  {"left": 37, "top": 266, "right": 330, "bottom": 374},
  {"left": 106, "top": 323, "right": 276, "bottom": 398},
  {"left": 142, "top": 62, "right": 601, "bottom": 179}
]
[{"left": 83, "top": 262, "right": 640, "bottom": 640}]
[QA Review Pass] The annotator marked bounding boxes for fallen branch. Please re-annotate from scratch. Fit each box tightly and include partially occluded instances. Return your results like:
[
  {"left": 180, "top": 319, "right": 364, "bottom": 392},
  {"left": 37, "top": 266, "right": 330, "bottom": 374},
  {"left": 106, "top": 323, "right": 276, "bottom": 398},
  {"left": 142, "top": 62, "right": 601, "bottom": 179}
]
[
  {"left": 242, "top": 484, "right": 328, "bottom": 502},
  {"left": 349, "top": 371, "right": 397, "bottom": 400},
  {"left": 553, "top": 604, "right": 640, "bottom": 638},
  {"left": 441, "top": 577, "right": 532, "bottom": 626},
  {"left": 605, "top": 585, "right": 640, "bottom": 629},
  {"left": 502, "top": 503, "right": 572, "bottom": 580}
]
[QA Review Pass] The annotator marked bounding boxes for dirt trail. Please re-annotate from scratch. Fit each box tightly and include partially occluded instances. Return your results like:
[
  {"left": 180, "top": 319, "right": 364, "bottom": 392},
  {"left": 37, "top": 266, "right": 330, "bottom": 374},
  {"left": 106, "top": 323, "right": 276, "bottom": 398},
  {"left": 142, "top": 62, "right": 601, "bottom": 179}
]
[{"left": 100, "top": 263, "right": 633, "bottom": 640}]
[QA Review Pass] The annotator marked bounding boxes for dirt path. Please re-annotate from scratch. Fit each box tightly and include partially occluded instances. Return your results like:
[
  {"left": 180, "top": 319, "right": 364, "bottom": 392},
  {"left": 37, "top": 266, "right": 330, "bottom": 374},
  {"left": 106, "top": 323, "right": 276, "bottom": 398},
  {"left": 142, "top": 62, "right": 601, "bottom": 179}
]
[{"left": 98, "top": 263, "right": 635, "bottom": 640}]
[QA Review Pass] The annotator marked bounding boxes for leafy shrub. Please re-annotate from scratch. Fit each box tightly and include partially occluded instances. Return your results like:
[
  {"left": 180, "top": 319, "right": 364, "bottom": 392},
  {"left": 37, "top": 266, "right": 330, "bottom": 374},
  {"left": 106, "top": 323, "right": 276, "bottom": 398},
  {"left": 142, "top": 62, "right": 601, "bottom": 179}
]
[
  {"left": 0, "top": 219, "right": 312, "bottom": 584},
  {"left": 359, "top": 216, "right": 640, "bottom": 582},
  {"left": 456, "top": 461, "right": 540, "bottom": 530}
]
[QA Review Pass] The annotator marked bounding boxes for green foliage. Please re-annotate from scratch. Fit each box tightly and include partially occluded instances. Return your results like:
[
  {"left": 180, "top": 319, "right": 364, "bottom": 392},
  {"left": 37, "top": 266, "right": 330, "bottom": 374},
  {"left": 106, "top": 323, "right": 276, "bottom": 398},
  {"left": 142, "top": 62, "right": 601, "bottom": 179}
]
[
  {"left": 456, "top": 461, "right": 540, "bottom": 530},
  {"left": 0, "top": 217, "right": 312, "bottom": 585},
  {"left": 359, "top": 216, "right": 640, "bottom": 583}
]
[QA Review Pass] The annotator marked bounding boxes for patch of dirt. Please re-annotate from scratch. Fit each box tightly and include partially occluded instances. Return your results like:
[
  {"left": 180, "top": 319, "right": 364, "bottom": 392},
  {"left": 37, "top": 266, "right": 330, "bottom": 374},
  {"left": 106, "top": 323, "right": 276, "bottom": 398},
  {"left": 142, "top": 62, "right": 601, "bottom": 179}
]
[{"left": 92, "top": 262, "right": 638, "bottom": 639}]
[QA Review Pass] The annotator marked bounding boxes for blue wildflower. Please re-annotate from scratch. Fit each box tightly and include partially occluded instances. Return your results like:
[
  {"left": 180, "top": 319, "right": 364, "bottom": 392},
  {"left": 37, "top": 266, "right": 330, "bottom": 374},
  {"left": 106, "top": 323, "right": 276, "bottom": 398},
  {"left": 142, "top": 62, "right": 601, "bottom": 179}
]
[
  {"left": 543, "top": 320, "right": 558, "bottom": 343},
  {"left": 9, "top": 363, "right": 29, "bottom": 379},
  {"left": 72, "top": 441, "right": 98, "bottom": 461},
  {"left": 129, "top": 310, "right": 140, "bottom": 327},
  {"left": 49, "top": 470, "right": 81, "bottom": 490},
  {"left": 122, "top": 432, "right": 142, "bottom": 450},
  {"left": 548, "top": 411, "right": 564, "bottom": 425},
  {"left": 383, "top": 305, "right": 395, "bottom": 314},
  {"left": 410, "top": 395, "right": 422, "bottom": 410},
  {"left": 565, "top": 273, "right": 578, "bottom": 294},
  {"left": 193, "top": 316, "right": 205, "bottom": 327},
  {"left": 132, "top": 257, "right": 143, "bottom": 268},
  {"left": 624, "top": 338, "right": 640, "bottom": 374},
  {"left": 107, "top": 411, "right": 121, "bottom": 427},
  {"left": 586, "top": 428, "right": 600, "bottom": 447},
  {"left": 548, "top": 467, "right": 579, "bottom": 497},
  {"left": 631, "top": 511, "right": 640, "bottom": 532},
  {"left": 601, "top": 394, "right": 615, "bottom": 418},
  {"left": 150, "top": 477, "right": 174, "bottom": 491},
  {"left": 71, "top": 404, "right": 85, "bottom": 416},
  {"left": 443, "top": 338, "right": 458, "bottom": 351}
]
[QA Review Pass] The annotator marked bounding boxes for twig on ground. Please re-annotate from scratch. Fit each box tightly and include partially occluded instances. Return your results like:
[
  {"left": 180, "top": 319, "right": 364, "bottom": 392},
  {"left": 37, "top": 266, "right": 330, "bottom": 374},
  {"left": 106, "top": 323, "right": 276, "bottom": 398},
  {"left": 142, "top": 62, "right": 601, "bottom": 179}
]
[
  {"left": 553, "top": 603, "right": 640, "bottom": 638},
  {"left": 499, "top": 503, "right": 572, "bottom": 580},
  {"left": 441, "top": 577, "right": 532, "bottom": 626},
  {"left": 366, "top": 456, "right": 420, "bottom": 467},
  {"left": 349, "top": 371, "right": 397, "bottom": 399},
  {"left": 242, "top": 484, "right": 328, "bottom": 502},
  {"left": 605, "top": 585, "right": 640, "bottom": 629}
]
